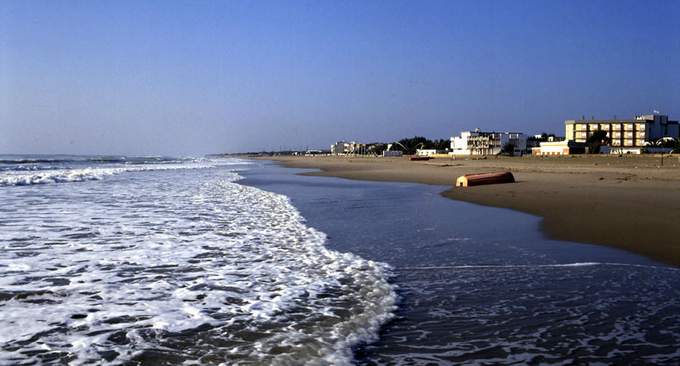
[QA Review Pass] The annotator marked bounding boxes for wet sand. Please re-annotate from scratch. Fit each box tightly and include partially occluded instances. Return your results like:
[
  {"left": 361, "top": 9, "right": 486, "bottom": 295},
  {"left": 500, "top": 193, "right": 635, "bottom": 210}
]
[{"left": 255, "top": 155, "right": 680, "bottom": 266}]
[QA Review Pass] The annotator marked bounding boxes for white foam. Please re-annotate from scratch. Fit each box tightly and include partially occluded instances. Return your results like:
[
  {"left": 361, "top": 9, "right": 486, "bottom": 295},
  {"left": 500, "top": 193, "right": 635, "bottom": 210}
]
[
  {"left": 0, "top": 157, "right": 250, "bottom": 187},
  {"left": 0, "top": 165, "right": 396, "bottom": 364}
]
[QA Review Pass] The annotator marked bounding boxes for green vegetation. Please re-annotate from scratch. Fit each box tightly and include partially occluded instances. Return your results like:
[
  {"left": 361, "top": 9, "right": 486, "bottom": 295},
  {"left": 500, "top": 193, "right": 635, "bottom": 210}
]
[
  {"left": 655, "top": 138, "right": 680, "bottom": 152},
  {"left": 501, "top": 142, "right": 517, "bottom": 155},
  {"left": 366, "top": 143, "right": 388, "bottom": 155},
  {"left": 586, "top": 130, "right": 610, "bottom": 154},
  {"left": 391, "top": 136, "right": 450, "bottom": 154}
]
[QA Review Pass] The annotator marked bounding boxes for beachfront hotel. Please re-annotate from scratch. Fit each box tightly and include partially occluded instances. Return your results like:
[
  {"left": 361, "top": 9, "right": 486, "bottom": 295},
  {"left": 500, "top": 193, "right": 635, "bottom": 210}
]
[
  {"left": 450, "top": 130, "right": 527, "bottom": 156},
  {"left": 564, "top": 114, "right": 679, "bottom": 154},
  {"left": 330, "top": 141, "right": 366, "bottom": 155}
]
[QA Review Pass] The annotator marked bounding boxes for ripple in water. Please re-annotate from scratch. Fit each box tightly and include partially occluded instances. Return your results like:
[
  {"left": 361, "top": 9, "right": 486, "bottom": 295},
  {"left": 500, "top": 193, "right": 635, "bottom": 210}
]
[
  {"left": 0, "top": 164, "right": 396, "bottom": 365},
  {"left": 358, "top": 263, "right": 680, "bottom": 365}
]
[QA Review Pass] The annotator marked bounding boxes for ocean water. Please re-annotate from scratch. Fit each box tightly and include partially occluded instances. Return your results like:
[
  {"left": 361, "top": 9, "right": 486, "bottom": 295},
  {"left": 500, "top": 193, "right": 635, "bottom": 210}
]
[
  {"left": 3, "top": 156, "right": 680, "bottom": 365},
  {"left": 241, "top": 162, "right": 680, "bottom": 365},
  {"left": 0, "top": 156, "right": 395, "bottom": 365}
]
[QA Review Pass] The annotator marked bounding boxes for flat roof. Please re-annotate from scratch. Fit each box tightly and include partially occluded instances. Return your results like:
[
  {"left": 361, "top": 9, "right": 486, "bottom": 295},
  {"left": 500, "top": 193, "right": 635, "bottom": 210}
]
[
  {"left": 565, "top": 119, "right": 678, "bottom": 125},
  {"left": 565, "top": 119, "right": 636, "bottom": 124},
  {"left": 539, "top": 140, "right": 586, "bottom": 147}
]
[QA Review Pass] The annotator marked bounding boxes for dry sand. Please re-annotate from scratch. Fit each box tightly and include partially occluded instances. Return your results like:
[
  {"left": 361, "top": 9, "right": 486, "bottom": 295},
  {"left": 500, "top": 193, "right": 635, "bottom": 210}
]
[{"left": 255, "top": 155, "right": 680, "bottom": 266}]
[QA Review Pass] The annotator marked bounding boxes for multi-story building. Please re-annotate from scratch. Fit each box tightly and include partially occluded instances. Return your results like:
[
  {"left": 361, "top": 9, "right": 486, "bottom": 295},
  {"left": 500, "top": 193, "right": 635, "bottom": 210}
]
[
  {"left": 564, "top": 114, "right": 679, "bottom": 153},
  {"left": 330, "top": 141, "right": 348, "bottom": 155},
  {"left": 330, "top": 141, "right": 366, "bottom": 155},
  {"left": 450, "top": 130, "right": 527, "bottom": 156}
]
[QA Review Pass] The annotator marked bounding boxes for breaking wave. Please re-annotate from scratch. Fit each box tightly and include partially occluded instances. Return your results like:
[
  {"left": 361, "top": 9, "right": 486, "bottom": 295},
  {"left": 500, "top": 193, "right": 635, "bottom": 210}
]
[
  {"left": 0, "top": 158, "right": 246, "bottom": 187},
  {"left": 0, "top": 164, "right": 396, "bottom": 364}
]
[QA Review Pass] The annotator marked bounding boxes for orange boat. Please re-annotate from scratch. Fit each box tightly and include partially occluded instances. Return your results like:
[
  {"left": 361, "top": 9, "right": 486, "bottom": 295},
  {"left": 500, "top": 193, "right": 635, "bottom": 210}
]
[{"left": 455, "top": 172, "right": 515, "bottom": 187}]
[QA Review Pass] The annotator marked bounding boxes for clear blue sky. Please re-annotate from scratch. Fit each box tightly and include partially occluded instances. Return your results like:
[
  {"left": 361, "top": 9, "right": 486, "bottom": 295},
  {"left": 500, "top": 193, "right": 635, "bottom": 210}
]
[{"left": 1, "top": 0, "right": 678, "bottom": 155}]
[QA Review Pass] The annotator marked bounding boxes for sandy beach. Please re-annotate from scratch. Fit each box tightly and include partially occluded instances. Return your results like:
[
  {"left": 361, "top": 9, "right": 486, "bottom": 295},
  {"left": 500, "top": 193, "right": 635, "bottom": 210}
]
[{"left": 257, "top": 155, "right": 680, "bottom": 266}]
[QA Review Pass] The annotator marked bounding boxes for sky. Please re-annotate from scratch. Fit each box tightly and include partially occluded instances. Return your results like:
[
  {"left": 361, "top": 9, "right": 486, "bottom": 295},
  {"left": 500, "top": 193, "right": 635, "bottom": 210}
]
[{"left": 1, "top": 0, "right": 679, "bottom": 156}]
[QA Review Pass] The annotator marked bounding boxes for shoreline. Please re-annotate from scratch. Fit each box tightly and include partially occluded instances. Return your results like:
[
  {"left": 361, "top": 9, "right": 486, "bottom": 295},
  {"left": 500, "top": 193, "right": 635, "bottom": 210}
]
[{"left": 253, "top": 155, "right": 680, "bottom": 266}]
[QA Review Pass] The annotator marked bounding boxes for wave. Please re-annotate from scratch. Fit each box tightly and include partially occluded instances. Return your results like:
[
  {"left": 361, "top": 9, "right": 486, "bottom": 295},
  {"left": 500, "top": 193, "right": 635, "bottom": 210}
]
[
  {"left": 0, "top": 169, "right": 396, "bottom": 364},
  {"left": 397, "top": 262, "right": 678, "bottom": 271},
  {"left": 0, "top": 159, "right": 248, "bottom": 187},
  {"left": 0, "top": 155, "right": 181, "bottom": 165}
]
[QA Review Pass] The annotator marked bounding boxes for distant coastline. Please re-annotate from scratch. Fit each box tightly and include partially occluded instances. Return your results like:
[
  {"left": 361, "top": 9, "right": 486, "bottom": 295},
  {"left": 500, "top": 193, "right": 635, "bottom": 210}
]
[{"left": 255, "top": 155, "right": 680, "bottom": 266}]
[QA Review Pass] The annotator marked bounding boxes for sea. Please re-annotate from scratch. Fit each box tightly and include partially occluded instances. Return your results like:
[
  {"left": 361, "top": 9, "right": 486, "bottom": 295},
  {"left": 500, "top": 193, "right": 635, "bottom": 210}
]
[{"left": 1, "top": 155, "right": 679, "bottom": 365}]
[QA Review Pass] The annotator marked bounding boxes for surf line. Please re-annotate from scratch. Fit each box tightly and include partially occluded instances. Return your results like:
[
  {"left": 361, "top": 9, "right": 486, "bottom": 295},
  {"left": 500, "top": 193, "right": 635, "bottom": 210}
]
[{"left": 396, "top": 262, "right": 680, "bottom": 271}]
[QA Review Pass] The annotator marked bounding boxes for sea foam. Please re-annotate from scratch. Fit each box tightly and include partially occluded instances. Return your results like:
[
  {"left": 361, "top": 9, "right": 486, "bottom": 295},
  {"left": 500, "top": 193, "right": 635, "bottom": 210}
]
[
  {"left": 0, "top": 163, "right": 396, "bottom": 365},
  {"left": 0, "top": 161, "right": 222, "bottom": 186}
]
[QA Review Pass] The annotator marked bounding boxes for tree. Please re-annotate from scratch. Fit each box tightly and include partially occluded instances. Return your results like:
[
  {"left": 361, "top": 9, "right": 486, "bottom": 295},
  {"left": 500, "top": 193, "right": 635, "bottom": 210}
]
[
  {"left": 403, "top": 136, "right": 430, "bottom": 152},
  {"left": 501, "top": 142, "right": 516, "bottom": 156},
  {"left": 432, "top": 139, "right": 451, "bottom": 150},
  {"left": 390, "top": 136, "right": 451, "bottom": 154},
  {"left": 586, "top": 130, "right": 610, "bottom": 154},
  {"left": 656, "top": 138, "right": 678, "bottom": 149},
  {"left": 652, "top": 138, "right": 680, "bottom": 153}
]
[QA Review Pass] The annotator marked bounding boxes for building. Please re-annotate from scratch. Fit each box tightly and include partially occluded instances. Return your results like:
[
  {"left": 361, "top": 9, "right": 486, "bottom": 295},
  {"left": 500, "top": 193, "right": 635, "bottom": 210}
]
[
  {"left": 415, "top": 149, "right": 445, "bottom": 157},
  {"left": 451, "top": 130, "right": 527, "bottom": 156},
  {"left": 531, "top": 140, "right": 587, "bottom": 156},
  {"left": 330, "top": 141, "right": 350, "bottom": 155},
  {"left": 564, "top": 114, "right": 679, "bottom": 153},
  {"left": 330, "top": 141, "right": 366, "bottom": 155},
  {"left": 365, "top": 143, "right": 388, "bottom": 156},
  {"left": 526, "top": 134, "right": 564, "bottom": 151},
  {"left": 382, "top": 150, "right": 403, "bottom": 157}
]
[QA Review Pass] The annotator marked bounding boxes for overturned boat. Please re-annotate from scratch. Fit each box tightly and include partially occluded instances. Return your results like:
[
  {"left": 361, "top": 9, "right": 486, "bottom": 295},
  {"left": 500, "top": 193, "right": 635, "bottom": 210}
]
[{"left": 456, "top": 172, "right": 515, "bottom": 187}]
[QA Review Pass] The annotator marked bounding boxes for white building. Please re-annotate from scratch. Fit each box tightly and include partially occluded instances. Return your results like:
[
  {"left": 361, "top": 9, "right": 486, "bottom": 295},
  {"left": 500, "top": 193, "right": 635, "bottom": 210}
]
[
  {"left": 330, "top": 141, "right": 366, "bottom": 155},
  {"left": 330, "top": 141, "right": 349, "bottom": 155},
  {"left": 305, "top": 149, "right": 323, "bottom": 156},
  {"left": 531, "top": 140, "right": 586, "bottom": 156},
  {"left": 564, "top": 114, "right": 679, "bottom": 154},
  {"left": 450, "top": 130, "right": 527, "bottom": 156},
  {"left": 415, "top": 149, "right": 444, "bottom": 157}
]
